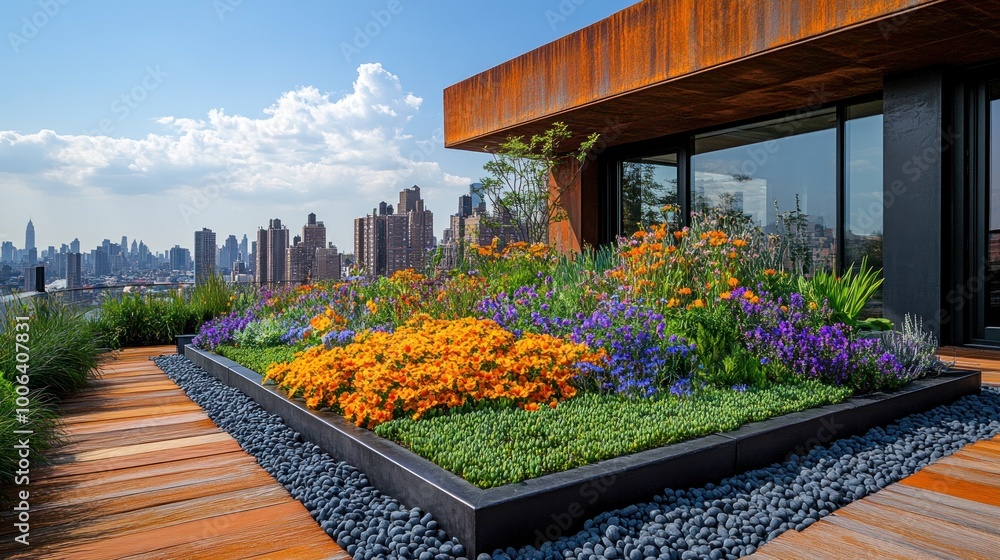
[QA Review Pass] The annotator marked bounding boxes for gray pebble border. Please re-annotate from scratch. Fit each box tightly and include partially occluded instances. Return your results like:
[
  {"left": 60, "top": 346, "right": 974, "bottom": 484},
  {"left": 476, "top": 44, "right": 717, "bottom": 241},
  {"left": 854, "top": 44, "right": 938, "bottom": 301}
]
[{"left": 153, "top": 355, "right": 1000, "bottom": 560}]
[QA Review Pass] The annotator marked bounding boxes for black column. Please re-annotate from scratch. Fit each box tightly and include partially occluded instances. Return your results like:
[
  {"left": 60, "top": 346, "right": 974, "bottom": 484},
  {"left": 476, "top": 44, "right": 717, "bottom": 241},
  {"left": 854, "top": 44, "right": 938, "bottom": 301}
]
[{"left": 882, "top": 69, "right": 950, "bottom": 337}]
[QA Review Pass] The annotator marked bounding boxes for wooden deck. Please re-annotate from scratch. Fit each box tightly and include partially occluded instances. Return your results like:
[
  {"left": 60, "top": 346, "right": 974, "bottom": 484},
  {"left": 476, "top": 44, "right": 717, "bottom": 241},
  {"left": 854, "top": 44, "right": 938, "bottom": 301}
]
[
  {"left": 0, "top": 346, "right": 348, "bottom": 560},
  {"left": 754, "top": 349, "right": 1000, "bottom": 559},
  {"left": 940, "top": 345, "right": 1000, "bottom": 387}
]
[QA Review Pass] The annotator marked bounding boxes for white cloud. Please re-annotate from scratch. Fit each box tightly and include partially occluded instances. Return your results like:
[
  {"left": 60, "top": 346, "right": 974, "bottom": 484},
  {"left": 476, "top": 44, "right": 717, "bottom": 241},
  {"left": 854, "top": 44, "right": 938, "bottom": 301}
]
[{"left": 0, "top": 62, "right": 466, "bottom": 202}]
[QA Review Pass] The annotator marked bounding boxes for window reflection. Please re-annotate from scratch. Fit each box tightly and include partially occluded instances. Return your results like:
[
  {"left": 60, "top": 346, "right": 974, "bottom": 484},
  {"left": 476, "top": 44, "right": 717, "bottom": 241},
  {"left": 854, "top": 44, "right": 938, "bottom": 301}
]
[
  {"left": 845, "top": 101, "right": 884, "bottom": 317},
  {"left": 986, "top": 83, "right": 1000, "bottom": 331},
  {"left": 692, "top": 109, "right": 838, "bottom": 274},
  {"left": 620, "top": 154, "right": 678, "bottom": 237}
]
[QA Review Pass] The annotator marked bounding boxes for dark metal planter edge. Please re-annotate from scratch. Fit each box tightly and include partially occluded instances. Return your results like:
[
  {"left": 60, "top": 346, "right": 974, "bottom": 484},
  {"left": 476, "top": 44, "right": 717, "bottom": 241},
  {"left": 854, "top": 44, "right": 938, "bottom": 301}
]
[{"left": 180, "top": 346, "right": 981, "bottom": 555}]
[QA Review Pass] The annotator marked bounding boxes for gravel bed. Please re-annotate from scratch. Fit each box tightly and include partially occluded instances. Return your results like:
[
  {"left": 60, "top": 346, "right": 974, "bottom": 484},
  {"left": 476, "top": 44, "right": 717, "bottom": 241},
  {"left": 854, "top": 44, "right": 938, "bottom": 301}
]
[
  {"left": 488, "top": 387, "right": 1000, "bottom": 560},
  {"left": 154, "top": 354, "right": 468, "bottom": 560},
  {"left": 154, "top": 354, "right": 1000, "bottom": 560}
]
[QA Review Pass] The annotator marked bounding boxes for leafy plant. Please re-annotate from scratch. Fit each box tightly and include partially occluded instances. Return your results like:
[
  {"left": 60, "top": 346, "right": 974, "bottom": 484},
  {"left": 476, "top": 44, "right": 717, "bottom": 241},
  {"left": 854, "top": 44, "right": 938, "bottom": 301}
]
[
  {"left": 797, "top": 256, "right": 883, "bottom": 326},
  {"left": 480, "top": 122, "right": 600, "bottom": 244}
]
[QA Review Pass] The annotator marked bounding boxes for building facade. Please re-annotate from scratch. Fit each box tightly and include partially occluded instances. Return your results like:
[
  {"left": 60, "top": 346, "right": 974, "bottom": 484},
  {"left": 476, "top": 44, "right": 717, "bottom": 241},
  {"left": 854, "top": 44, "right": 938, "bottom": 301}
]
[
  {"left": 66, "top": 253, "right": 82, "bottom": 290},
  {"left": 354, "top": 187, "right": 434, "bottom": 277},
  {"left": 193, "top": 228, "right": 217, "bottom": 285},
  {"left": 443, "top": 0, "right": 1000, "bottom": 346}
]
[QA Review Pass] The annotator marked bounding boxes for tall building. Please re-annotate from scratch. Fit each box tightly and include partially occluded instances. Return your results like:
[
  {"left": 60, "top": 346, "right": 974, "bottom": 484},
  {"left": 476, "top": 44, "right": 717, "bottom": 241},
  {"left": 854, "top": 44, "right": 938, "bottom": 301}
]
[
  {"left": 169, "top": 245, "right": 190, "bottom": 272},
  {"left": 239, "top": 234, "right": 249, "bottom": 264},
  {"left": 70, "top": 238, "right": 80, "bottom": 254},
  {"left": 194, "top": 228, "right": 217, "bottom": 285},
  {"left": 354, "top": 187, "right": 433, "bottom": 277},
  {"left": 121, "top": 236, "right": 128, "bottom": 256},
  {"left": 290, "top": 213, "right": 327, "bottom": 284},
  {"left": 314, "top": 245, "right": 342, "bottom": 281},
  {"left": 221, "top": 234, "right": 239, "bottom": 274},
  {"left": 25, "top": 219, "right": 35, "bottom": 253},
  {"left": 255, "top": 219, "right": 288, "bottom": 285},
  {"left": 93, "top": 247, "right": 110, "bottom": 277},
  {"left": 66, "top": 253, "right": 82, "bottom": 289},
  {"left": 286, "top": 244, "right": 309, "bottom": 285},
  {"left": 1, "top": 241, "right": 14, "bottom": 263},
  {"left": 469, "top": 182, "right": 487, "bottom": 214}
]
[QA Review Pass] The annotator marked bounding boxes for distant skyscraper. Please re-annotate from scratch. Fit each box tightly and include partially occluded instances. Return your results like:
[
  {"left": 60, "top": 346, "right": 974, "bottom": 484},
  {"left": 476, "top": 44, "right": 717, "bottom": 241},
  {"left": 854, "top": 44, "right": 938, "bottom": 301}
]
[
  {"left": 194, "top": 228, "right": 217, "bottom": 285},
  {"left": 169, "top": 245, "right": 190, "bottom": 272},
  {"left": 130, "top": 239, "right": 138, "bottom": 257},
  {"left": 25, "top": 219, "right": 35, "bottom": 252},
  {"left": 286, "top": 213, "right": 326, "bottom": 283},
  {"left": 221, "top": 234, "right": 239, "bottom": 274},
  {"left": 313, "top": 245, "right": 342, "bottom": 281},
  {"left": 354, "top": 186, "right": 433, "bottom": 277},
  {"left": 93, "top": 247, "right": 110, "bottom": 277},
  {"left": 66, "top": 253, "right": 82, "bottom": 290},
  {"left": 2, "top": 241, "right": 15, "bottom": 263},
  {"left": 121, "top": 236, "right": 128, "bottom": 255},
  {"left": 470, "top": 183, "right": 486, "bottom": 214},
  {"left": 240, "top": 234, "right": 249, "bottom": 263},
  {"left": 256, "top": 219, "right": 288, "bottom": 285},
  {"left": 70, "top": 238, "right": 80, "bottom": 254}
]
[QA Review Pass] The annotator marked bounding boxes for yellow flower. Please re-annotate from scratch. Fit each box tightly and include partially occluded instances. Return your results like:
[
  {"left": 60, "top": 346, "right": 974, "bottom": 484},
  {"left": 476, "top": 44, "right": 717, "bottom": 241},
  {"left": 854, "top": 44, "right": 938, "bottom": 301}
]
[{"left": 667, "top": 298, "right": 680, "bottom": 308}]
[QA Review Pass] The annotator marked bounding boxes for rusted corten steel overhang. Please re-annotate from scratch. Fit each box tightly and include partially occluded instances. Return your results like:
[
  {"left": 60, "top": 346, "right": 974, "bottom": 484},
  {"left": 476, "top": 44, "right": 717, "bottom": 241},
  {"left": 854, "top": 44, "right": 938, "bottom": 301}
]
[{"left": 444, "top": 0, "right": 1000, "bottom": 152}]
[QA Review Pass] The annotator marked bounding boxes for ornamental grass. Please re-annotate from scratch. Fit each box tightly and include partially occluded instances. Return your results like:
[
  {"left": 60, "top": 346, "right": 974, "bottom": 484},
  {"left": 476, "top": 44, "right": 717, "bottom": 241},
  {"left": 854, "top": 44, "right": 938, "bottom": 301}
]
[{"left": 264, "top": 314, "right": 605, "bottom": 428}]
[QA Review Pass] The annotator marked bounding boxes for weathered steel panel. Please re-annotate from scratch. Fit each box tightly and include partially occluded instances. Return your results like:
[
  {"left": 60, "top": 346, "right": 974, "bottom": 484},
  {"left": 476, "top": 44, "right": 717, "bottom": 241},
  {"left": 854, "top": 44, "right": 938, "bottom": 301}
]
[{"left": 444, "top": 0, "right": 1000, "bottom": 151}]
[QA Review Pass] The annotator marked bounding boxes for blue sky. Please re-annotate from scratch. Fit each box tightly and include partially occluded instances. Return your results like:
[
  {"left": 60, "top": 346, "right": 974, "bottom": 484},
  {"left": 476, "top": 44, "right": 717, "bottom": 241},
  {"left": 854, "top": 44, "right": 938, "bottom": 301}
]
[{"left": 0, "top": 0, "right": 635, "bottom": 254}]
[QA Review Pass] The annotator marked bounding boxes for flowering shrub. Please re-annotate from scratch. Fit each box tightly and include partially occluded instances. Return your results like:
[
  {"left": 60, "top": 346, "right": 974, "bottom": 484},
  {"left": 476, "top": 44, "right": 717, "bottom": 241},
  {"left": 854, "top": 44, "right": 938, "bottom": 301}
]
[
  {"left": 733, "top": 288, "right": 906, "bottom": 393},
  {"left": 479, "top": 289, "right": 695, "bottom": 396},
  {"left": 192, "top": 310, "right": 255, "bottom": 351},
  {"left": 264, "top": 315, "right": 606, "bottom": 428}
]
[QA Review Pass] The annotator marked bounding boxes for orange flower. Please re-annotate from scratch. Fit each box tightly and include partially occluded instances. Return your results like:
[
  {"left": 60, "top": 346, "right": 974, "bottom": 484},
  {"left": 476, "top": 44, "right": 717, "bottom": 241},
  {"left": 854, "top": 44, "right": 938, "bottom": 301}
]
[
  {"left": 693, "top": 299, "right": 705, "bottom": 308},
  {"left": 743, "top": 290, "right": 756, "bottom": 300},
  {"left": 728, "top": 277, "right": 739, "bottom": 288},
  {"left": 524, "top": 402, "right": 540, "bottom": 412},
  {"left": 667, "top": 298, "right": 680, "bottom": 308},
  {"left": 764, "top": 269, "right": 777, "bottom": 276},
  {"left": 732, "top": 239, "right": 748, "bottom": 248},
  {"left": 720, "top": 291, "right": 732, "bottom": 300},
  {"left": 677, "top": 287, "right": 693, "bottom": 296},
  {"left": 674, "top": 230, "right": 688, "bottom": 240},
  {"left": 633, "top": 230, "right": 648, "bottom": 239}
]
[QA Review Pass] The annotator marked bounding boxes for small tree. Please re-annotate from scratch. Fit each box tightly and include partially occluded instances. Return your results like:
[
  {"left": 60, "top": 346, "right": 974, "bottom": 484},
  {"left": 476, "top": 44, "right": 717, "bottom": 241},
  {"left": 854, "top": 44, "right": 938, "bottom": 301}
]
[{"left": 480, "top": 122, "right": 599, "bottom": 244}]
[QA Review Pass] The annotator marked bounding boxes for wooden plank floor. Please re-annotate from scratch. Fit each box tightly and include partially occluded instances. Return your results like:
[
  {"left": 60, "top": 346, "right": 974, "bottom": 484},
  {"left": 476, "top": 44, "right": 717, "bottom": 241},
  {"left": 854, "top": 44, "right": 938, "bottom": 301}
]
[
  {"left": 0, "top": 346, "right": 349, "bottom": 560},
  {"left": 753, "top": 353, "right": 1000, "bottom": 559},
  {"left": 940, "top": 345, "right": 1000, "bottom": 387}
]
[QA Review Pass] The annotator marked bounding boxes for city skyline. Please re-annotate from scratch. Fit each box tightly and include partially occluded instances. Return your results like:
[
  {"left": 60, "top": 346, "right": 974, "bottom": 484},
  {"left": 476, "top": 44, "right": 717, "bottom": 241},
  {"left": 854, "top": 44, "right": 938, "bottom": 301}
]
[{"left": 0, "top": 1, "right": 634, "bottom": 253}]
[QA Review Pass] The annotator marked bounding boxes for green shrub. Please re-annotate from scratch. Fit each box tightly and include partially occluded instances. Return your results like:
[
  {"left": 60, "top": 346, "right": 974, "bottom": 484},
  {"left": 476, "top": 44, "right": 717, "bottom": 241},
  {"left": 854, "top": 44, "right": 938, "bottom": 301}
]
[
  {"left": 376, "top": 381, "right": 851, "bottom": 488},
  {"left": 0, "top": 375, "right": 59, "bottom": 485},
  {"left": 0, "top": 298, "right": 101, "bottom": 398},
  {"left": 95, "top": 275, "right": 242, "bottom": 349}
]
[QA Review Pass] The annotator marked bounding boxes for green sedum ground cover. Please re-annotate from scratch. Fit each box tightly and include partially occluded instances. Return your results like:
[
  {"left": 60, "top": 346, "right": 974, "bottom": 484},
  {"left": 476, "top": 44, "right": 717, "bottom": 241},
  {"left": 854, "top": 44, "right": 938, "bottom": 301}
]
[
  {"left": 375, "top": 381, "right": 852, "bottom": 488},
  {"left": 215, "top": 344, "right": 297, "bottom": 375}
]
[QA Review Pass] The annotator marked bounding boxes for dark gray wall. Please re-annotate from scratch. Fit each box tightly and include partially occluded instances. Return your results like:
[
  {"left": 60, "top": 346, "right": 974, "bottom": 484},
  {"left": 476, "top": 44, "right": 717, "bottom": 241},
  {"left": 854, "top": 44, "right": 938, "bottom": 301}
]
[{"left": 883, "top": 69, "right": 947, "bottom": 337}]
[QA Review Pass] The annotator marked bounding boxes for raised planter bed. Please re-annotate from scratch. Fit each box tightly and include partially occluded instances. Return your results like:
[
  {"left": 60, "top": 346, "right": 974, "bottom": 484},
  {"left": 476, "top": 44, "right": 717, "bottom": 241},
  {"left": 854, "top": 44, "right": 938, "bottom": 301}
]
[{"left": 182, "top": 345, "right": 981, "bottom": 555}]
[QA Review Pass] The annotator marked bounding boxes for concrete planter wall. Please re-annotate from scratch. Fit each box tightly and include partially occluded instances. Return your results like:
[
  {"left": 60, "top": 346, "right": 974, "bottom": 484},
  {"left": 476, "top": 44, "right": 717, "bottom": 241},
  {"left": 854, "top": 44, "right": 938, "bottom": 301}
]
[{"left": 182, "top": 345, "right": 981, "bottom": 555}]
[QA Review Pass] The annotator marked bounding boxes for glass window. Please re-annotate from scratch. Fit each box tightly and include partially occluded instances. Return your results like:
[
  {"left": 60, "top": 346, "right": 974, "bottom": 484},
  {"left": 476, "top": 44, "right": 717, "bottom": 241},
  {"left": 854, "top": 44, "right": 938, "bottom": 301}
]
[
  {"left": 986, "top": 83, "right": 1000, "bottom": 332},
  {"left": 620, "top": 154, "right": 678, "bottom": 237},
  {"left": 692, "top": 109, "right": 838, "bottom": 274},
  {"left": 845, "top": 100, "right": 885, "bottom": 318}
]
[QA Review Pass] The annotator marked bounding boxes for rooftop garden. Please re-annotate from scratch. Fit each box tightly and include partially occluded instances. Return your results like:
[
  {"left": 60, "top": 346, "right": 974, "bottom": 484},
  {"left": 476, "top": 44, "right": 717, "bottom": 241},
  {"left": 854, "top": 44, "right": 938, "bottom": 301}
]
[{"left": 193, "top": 201, "right": 948, "bottom": 489}]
